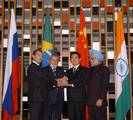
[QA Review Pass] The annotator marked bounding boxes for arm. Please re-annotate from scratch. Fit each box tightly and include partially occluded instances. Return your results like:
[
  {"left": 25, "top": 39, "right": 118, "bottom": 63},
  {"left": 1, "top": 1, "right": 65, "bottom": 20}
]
[
  {"left": 99, "top": 67, "right": 110, "bottom": 100},
  {"left": 28, "top": 66, "right": 57, "bottom": 86},
  {"left": 96, "top": 66, "right": 110, "bottom": 107},
  {"left": 67, "top": 68, "right": 89, "bottom": 87},
  {"left": 43, "top": 66, "right": 66, "bottom": 87}
]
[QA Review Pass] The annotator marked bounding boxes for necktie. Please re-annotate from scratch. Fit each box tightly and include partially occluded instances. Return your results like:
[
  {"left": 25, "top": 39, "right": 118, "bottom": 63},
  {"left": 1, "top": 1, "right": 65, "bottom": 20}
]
[
  {"left": 53, "top": 68, "right": 56, "bottom": 72},
  {"left": 53, "top": 68, "right": 56, "bottom": 77},
  {"left": 73, "top": 67, "right": 76, "bottom": 73}
]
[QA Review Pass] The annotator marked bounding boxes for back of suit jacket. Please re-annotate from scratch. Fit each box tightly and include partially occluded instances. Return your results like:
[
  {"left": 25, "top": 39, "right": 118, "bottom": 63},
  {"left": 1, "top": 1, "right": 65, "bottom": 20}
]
[
  {"left": 86, "top": 64, "right": 110, "bottom": 106},
  {"left": 66, "top": 65, "right": 88, "bottom": 102},
  {"left": 27, "top": 62, "right": 55, "bottom": 103},
  {"left": 43, "top": 65, "right": 65, "bottom": 104}
]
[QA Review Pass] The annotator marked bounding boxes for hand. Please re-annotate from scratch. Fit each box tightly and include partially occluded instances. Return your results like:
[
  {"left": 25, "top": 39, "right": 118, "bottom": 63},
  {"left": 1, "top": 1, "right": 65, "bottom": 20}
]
[
  {"left": 56, "top": 79, "right": 62, "bottom": 87},
  {"left": 56, "top": 76, "right": 68, "bottom": 87},
  {"left": 58, "top": 79, "right": 68, "bottom": 87},
  {"left": 67, "top": 84, "right": 74, "bottom": 87},
  {"left": 96, "top": 99, "right": 103, "bottom": 107},
  {"left": 61, "top": 79, "right": 68, "bottom": 86},
  {"left": 60, "top": 76, "right": 69, "bottom": 87},
  {"left": 62, "top": 76, "right": 68, "bottom": 81},
  {"left": 60, "top": 76, "right": 75, "bottom": 87}
]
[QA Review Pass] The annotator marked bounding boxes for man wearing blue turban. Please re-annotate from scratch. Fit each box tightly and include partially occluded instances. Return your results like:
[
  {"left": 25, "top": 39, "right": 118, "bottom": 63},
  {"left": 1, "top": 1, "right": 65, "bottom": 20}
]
[
  {"left": 89, "top": 49, "right": 104, "bottom": 63},
  {"left": 86, "top": 49, "right": 110, "bottom": 120}
]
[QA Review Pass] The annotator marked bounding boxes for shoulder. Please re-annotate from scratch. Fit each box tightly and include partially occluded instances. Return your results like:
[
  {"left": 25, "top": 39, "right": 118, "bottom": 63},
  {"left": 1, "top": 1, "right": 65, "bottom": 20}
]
[
  {"left": 57, "top": 66, "right": 64, "bottom": 70},
  {"left": 67, "top": 67, "right": 73, "bottom": 72},
  {"left": 42, "top": 65, "right": 49, "bottom": 71},
  {"left": 28, "top": 62, "right": 36, "bottom": 70},
  {"left": 100, "top": 65, "right": 110, "bottom": 74},
  {"left": 27, "top": 63, "right": 39, "bottom": 75},
  {"left": 79, "top": 65, "right": 88, "bottom": 72},
  {"left": 102, "top": 65, "right": 109, "bottom": 71},
  {"left": 66, "top": 68, "right": 73, "bottom": 75},
  {"left": 56, "top": 66, "right": 65, "bottom": 72}
]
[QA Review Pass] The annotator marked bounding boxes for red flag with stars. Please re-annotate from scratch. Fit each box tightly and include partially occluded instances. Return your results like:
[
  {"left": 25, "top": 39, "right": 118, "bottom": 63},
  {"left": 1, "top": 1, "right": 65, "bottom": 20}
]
[
  {"left": 77, "top": 7, "right": 89, "bottom": 120},
  {"left": 77, "top": 7, "right": 89, "bottom": 67}
]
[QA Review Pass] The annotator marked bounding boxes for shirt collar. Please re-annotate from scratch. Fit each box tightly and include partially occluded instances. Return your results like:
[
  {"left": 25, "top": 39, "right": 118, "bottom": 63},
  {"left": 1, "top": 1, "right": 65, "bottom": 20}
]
[
  {"left": 49, "top": 64, "right": 57, "bottom": 71},
  {"left": 32, "top": 60, "right": 40, "bottom": 66},
  {"left": 73, "top": 64, "right": 80, "bottom": 69}
]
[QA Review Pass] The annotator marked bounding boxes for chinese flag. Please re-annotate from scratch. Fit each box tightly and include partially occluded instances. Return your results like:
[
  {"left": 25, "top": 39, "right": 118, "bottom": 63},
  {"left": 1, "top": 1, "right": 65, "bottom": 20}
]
[
  {"left": 77, "top": 7, "right": 89, "bottom": 67},
  {"left": 77, "top": 7, "right": 89, "bottom": 120}
]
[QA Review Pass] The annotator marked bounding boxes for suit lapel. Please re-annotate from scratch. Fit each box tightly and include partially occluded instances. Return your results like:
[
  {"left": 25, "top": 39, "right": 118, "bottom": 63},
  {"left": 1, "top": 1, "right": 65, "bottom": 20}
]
[
  {"left": 70, "top": 65, "right": 82, "bottom": 78},
  {"left": 48, "top": 65, "right": 56, "bottom": 78},
  {"left": 73, "top": 65, "right": 81, "bottom": 76}
]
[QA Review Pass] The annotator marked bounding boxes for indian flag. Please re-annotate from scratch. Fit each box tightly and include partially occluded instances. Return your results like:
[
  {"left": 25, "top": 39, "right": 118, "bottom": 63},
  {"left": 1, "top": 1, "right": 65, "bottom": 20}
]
[
  {"left": 41, "top": 13, "right": 53, "bottom": 67},
  {"left": 115, "top": 10, "right": 131, "bottom": 120}
]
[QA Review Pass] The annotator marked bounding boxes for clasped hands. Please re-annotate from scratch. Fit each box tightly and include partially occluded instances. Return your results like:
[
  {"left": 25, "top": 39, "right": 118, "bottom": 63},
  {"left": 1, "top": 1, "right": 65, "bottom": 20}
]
[{"left": 56, "top": 76, "right": 71, "bottom": 87}]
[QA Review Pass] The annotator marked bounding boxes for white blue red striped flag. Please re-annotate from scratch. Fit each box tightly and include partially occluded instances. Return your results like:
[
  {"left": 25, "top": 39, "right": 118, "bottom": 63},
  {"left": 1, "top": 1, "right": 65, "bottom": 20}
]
[{"left": 2, "top": 9, "right": 20, "bottom": 120}]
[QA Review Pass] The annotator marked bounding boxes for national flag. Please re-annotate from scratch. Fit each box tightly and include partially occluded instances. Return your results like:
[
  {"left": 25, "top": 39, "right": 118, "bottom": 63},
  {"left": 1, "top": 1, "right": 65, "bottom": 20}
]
[
  {"left": 2, "top": 9, "right": 20, "bottom": 120},
  {"left": 41, "top": 13, "right": 53, "bottom": 67},
  {"left": 77, "top": 7, "right": 89, "bottom": 67},
  {"left": 77, "top": 7, "right": 89, "bottom": 120},
  {"left": 115, "top": 9, "right": 131, "bottom": 120}
]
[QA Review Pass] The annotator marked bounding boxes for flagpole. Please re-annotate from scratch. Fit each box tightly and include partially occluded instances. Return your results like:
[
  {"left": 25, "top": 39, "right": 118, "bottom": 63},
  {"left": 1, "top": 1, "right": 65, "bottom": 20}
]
[
  {"left": 8, "top": 0, "right": 11, "bottom": 37},
  {"left": 42, "top": 0, "right": 44, "bottom": 42},
  {"left": 13, "top": 2, "right": 18, "bottom": 119},
  {"left": 113, "top": 0, "right": 116, "bottom": 118},
  {"left": 98, "top": 0, "right": 101, "bottom": 51},
  {"left": 20, "top": 1, "right": 25, "bottom": 120},
  {"left": 0, "top": 1, "right": 5, "bottom": 120},
  {"left": 52, "top": 0, "right": 54, "bottom": 47},
  {"left": 68, "top": 0, "right": 71, "bottom": 68},
  {"left": 90, "top": 1, "right": 93, "bottom": 49},
  {"left": 60, "top": 0, "right": 63, "bottom": 65},
  {"left": 127, "top": 0, "right": 133, "bottom": 119},
  {"left": 28, "top": 1, "right": 33, "bottom": 119},
  {"left": 35, "top": 0, "right": 39, "bottom": 49},
  {"left": 104, "top": 0, "right": 109, "bottom": 119},
  {"left": 29, "top": 0, "right": 33, "bottom": 65},
  {"left": 14, "top": 0, "right": 16, "bottom": 17},
  {"left": 74, "top": 0, "right": 77, "bottom": 48}
]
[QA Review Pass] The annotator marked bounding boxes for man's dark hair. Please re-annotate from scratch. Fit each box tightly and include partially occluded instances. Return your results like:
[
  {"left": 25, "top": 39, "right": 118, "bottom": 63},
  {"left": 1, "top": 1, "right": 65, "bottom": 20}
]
[
  {"left": 70, "top": 51, "right": 81, "bottom": 58},
  {"left": 50, "top": 51, "right": 60, "bottom": 58},
  {"left": 32, "top": 48, "right": 42, "bottom": 55}
]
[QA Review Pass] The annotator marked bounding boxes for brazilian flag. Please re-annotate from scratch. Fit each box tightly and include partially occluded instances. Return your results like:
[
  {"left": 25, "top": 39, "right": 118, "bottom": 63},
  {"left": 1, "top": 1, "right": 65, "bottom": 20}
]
[{"left": 41, "top": 13, "right": 53, "bottom": 67}]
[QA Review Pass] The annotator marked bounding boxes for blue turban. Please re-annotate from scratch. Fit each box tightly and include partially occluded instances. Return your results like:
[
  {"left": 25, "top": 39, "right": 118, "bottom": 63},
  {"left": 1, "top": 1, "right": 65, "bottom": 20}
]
[{"left": 89, "top": 49, "right": 104, "bottom": 62}]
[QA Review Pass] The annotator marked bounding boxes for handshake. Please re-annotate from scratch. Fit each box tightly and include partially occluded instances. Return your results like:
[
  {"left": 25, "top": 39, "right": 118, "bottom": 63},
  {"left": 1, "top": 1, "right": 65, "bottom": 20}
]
[{"left": 56, "top": 76, "right": 73, "bottom": 87}]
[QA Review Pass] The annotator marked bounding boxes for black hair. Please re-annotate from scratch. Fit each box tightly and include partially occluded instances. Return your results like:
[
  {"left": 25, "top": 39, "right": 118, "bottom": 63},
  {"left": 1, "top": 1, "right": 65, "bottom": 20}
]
[
  {"left": 70, "top": 51, "right": 81, "bottom": 58},
  {"left": 50, "top": 51, "right": 60, "bottom": 58}
]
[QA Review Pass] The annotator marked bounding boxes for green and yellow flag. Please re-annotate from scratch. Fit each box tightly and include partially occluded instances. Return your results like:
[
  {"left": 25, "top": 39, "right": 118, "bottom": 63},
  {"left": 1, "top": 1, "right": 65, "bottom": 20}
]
[{"left": 42, "top": 13, "right": 53, "bottom": 67}]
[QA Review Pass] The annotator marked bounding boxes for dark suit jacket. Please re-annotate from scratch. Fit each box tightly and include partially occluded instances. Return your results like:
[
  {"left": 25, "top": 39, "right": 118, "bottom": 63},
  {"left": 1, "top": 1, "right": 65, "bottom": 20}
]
[
  {"left": 86, "top": 64, "right": 110, "bottom": 106},
  {"left": 42, "top": 65, "right": 65, "bottom": 104},
  {"left": 27, "top": 62, "right": 56, "bottom": 103},
  {"left": 66, "top": 65, "right": 88, "bottom": 102}
]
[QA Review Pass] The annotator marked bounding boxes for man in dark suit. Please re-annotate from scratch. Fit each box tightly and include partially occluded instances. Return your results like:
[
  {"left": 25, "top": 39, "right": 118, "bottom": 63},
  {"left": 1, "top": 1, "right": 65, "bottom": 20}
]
[
  {"left": 27, "top": 49, "right": 57, "bottom": 120},
  {"left": 86, "top": 49, "right": 110, "bottom": 120},
  {"left": 43, "top": 52, "right": 67, "bottom": 120},
  {"left": 66, "top": 52, "right": 88, "bottom": 120}
]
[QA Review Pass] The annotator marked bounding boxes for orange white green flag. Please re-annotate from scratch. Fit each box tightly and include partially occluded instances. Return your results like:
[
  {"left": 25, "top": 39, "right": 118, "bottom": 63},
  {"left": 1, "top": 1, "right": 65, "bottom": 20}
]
[{"left": 115, "top": 9, "right": 131, "bottom": 120}]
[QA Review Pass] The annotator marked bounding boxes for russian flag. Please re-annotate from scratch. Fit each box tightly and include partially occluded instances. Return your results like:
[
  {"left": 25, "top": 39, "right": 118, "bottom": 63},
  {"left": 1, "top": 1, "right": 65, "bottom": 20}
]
[{"left": 2, "top": 9, "right": 20, "bottom": 120}]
